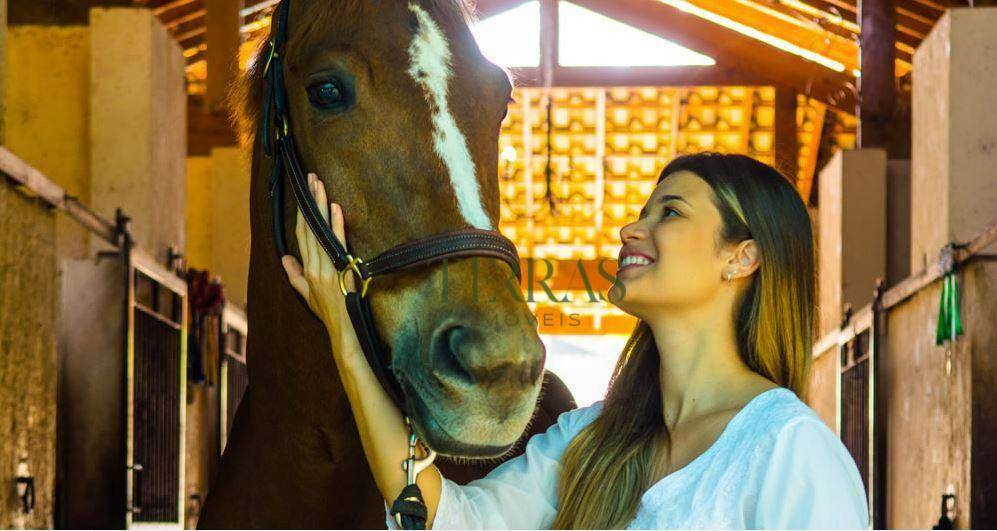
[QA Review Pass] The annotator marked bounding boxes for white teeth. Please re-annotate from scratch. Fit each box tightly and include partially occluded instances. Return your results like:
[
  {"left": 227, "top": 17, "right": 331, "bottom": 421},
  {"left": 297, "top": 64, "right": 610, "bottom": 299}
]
[{"left": 620, "top": 255, "right": 653, "bottom": 267}]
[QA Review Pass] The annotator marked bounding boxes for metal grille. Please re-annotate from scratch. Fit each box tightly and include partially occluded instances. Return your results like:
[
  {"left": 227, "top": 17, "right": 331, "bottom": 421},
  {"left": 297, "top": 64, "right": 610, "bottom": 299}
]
[
  {"left": 132, "top": 271, "right": 184, "bottom": 523},
  {"left": 840, "top": 332, "right": 870, "bottom": 493},
  {"left": 224, "top": 327, "right": 248, "bottom": 439}
]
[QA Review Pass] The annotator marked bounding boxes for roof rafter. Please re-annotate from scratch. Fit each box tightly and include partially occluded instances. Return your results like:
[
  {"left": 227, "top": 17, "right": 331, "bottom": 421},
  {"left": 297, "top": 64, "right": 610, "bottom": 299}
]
[{"left": 568, "top": 0, "right": 856, "bottom": 112}]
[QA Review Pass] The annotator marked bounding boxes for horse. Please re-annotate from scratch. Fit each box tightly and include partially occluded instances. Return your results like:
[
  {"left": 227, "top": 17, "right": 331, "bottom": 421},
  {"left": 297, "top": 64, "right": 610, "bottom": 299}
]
[{"left": 197, "top": 1, "right": 577, "bottom": 527}]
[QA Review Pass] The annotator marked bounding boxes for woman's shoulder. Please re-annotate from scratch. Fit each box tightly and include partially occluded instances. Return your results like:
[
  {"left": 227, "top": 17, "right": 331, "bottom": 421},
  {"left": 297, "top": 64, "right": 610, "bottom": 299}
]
[
  {"left": 745, "top": 390, "right": 870, "bottom": 527},
  {"left": 552, "top": 400, "right": 604, "bottom": 436},
  {"left": 739, "top": 387, "right": 829, "bottom": 439}
]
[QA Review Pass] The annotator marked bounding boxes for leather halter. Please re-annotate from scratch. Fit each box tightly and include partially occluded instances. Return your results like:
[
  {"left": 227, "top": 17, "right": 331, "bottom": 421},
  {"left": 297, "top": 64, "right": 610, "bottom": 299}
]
[{"left": 260, "top": 1, "right": 522, "bottom": 415}]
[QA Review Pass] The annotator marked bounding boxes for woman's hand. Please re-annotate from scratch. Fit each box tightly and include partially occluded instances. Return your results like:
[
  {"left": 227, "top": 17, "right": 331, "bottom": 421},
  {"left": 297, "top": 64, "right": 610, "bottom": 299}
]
[
  {"left": 280, "top": 172, "right": 362, "bottom": 365},
  {"left": 279, "top": 175, "right": 444, "bottom": 525}
]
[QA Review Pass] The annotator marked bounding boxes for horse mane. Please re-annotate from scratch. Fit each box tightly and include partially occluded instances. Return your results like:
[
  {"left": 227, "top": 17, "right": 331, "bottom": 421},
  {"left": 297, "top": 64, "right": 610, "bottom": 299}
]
[{"left": 228, "top": 0, "right": 479, "bottom": 147}]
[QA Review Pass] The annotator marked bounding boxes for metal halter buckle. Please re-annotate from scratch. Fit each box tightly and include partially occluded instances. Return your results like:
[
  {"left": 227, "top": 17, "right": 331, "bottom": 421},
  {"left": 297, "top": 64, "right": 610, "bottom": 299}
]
[{"left": 338, "top": 255, "right": 372, "bottom": 298}]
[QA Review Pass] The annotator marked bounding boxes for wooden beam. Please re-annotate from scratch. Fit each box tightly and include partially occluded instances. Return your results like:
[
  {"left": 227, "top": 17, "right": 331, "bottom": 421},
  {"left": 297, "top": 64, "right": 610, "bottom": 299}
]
[
  {"left": 152, "top": 0, "right": 196, "bottom": 15},
  {"left": 474, "top": 0, "right": 530, "bottom": 19},
  {"left": 858, "top": 0, "right": 896, "bottom": 150},
  {"left": 508, "top": 65, "right": 770, "bottom": 87},
  {"left": 569, "top": 0, "right": 856, "bottom": 113},
  {"left": 188, "top": 99, "right": 239, "bottom": 156},
  {"left": 775, "top": 87, "right": 799, "bottom": 181},
  {"left": 163, "top": 6, "right": 204, "bottom": 29},
  {"left": 206, "top": 0, "right": 243, "bottom": 113},
  {"left": 539, "top": 0, "right": 557, "bottom": 88},
  {"left": 682, "top": 0, "right": 861, "bottom": 73}
]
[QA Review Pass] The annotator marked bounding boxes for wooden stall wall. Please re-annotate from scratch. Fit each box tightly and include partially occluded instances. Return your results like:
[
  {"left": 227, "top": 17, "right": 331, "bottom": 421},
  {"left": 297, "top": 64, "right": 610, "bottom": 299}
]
[
  {"left": 882, "top": 260, "right": 997, "bottom": 528},
  {"left": 0, "top": 185, "right": 58, "bottom": 528}
]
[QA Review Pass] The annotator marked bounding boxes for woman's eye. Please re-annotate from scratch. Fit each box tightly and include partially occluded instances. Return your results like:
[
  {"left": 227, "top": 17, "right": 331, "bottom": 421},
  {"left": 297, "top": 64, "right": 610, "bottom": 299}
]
[
  {"left": 661, "top": 207, "right": 680, "bottom": 219},
  {"left": 307, "top": 80, "right": 347, "bottom": 109}
]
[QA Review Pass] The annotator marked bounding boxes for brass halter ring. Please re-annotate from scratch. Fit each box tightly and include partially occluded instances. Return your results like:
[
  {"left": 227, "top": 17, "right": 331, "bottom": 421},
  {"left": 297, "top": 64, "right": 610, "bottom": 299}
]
[{"left": 338, "top": 255, "right": 372, "bottom": 298}]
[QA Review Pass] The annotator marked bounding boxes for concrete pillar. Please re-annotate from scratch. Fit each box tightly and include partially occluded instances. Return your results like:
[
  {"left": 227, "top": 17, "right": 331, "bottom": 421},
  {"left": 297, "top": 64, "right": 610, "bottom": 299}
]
[
  {"left": 206, "top": 0, "right": 243, "bottom": 113},
  {"left": 186, "top": 156, "right": 214, "bottom": 270},
  {"left": 885, "top": 159, "right": 911, "bottom": 286},
  {"left": 817, "top": 148, "right": 887, "bottom": 337},
  {"left": 89, "top": 7, "right": 186, "bottom": 258},
  {"left": 5, "top": 26, "right": 92, "bottom": 260},
  {"left": 911, "top": 8, "right": 997, "bottom": 272},
  {"left": 210, "top": 147, "right": 252, "bottom": 309},
  {"left": 1, "top": 0, "right": 6, "bottom": 145}
]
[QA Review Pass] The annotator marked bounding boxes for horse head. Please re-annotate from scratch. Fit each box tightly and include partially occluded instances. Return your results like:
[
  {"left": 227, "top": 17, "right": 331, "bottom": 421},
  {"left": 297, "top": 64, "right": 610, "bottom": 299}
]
[{"left": 234, "top": 0, "right": 546, "bottom": 458}]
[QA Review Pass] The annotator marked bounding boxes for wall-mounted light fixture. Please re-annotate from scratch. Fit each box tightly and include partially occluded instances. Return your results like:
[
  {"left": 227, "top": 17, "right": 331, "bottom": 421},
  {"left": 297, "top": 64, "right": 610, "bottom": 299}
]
[{"left": 15, "top": 460, "right": 35, "bottom": 514}]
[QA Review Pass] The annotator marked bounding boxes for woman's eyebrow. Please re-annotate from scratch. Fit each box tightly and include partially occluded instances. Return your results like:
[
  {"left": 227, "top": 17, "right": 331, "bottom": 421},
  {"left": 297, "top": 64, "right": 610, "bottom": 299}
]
[
  {"left": 639, "top": 194, "right": 692, "bottom": 218},
  {"left": 658, "top": 194, "right": 693, "bottom": 208}
]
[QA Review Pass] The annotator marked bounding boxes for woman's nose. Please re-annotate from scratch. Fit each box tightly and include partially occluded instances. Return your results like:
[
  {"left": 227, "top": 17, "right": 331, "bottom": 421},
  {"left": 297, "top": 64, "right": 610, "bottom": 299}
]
[{"left": 620, "top": 220, "right": 646, "bottom": 243}]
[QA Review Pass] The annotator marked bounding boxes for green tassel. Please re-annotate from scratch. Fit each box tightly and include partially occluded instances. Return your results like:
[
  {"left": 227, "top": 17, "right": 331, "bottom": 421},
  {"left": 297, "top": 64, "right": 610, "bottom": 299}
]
[
  {"left": 936, "top": 274, "right": 950, "bottom": 346},
  {"left": 936, "top": 273, "right": 964, "bottom": 346},
  {"left": 950, "top": 273, "right": 963, "bottom": 340}
]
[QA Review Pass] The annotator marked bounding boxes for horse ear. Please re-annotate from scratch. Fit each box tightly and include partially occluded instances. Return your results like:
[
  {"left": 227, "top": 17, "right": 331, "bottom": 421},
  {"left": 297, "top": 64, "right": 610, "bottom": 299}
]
[{"left": 229, "top": 37, "right": 271, "bottom": 148}]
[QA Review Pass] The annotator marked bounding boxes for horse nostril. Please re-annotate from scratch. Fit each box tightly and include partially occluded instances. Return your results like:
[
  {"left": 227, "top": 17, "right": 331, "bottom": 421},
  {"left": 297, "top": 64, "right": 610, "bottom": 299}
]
[{"left": 431, "top": 325, "right": 476, "bottom": 385}]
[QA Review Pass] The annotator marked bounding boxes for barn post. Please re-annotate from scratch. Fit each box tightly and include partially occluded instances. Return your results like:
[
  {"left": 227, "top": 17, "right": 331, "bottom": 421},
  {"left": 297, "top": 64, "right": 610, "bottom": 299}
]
[
  {"left": 206, "top": 0, "right": 243, "bottom": 114},
  {"left": 774, "top": 86, "right": 799, "bottom": 183},
  {"left": 857, "top": 0, "right": 895, "bottom": 151}
]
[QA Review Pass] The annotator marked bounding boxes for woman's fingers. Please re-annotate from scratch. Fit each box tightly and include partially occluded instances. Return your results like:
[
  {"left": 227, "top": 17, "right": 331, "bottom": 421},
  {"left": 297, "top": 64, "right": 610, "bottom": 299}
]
[
  {"left": 330, "top": 202, "right": 355, "bottom": 292},
  {"left": 330, "top": 203, "right": 347, "bottom": 247},
  {"left": 312, "top": 174, "right": 335, "bottom": 283},
  {"left": 295, "top": 209, "right": 310, "bottom": 276},
  {"left": 305, "top": 178, "right": 321, "bottom": 280},
  {"left": 281, "top": 255, "right": 310, "bottom": 299}
]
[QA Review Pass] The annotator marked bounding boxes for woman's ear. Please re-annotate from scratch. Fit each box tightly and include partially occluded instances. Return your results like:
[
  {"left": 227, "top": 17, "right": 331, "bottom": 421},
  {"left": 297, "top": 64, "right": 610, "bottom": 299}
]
[{"left": 724, "top": 239, "right": 760, "bottom": 281}]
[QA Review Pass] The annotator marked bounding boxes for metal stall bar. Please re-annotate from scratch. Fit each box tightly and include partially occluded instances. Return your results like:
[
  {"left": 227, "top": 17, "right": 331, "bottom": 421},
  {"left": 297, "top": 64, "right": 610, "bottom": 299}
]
[
  {"left": 127, "top": 249, "right": 189, "bottom": 529},
  {"left": 219, "top": 304, "right": 248, "bottom": 453}
]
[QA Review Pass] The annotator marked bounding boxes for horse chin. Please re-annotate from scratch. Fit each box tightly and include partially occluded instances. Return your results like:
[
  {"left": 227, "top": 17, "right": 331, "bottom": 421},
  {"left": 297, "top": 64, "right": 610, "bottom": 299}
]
[{"left": 405, "top": 386, "right": 526, "bottom": 459}]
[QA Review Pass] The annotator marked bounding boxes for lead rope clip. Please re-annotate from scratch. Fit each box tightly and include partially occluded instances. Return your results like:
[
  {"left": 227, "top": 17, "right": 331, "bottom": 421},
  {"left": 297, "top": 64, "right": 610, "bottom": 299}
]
[{"left": 393, "top": 418, "right": 437, "bottom": 529}]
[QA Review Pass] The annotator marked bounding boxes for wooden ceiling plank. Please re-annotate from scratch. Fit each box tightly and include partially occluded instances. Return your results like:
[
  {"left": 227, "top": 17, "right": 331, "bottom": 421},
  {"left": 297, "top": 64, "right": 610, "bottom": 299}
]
[
  {"left": 164, "top": 7, "right": 205, "bottom": 29},
  {"left": 895, "top": 0, "right": 947, "bottom": 20},
  {"left": 568, "top": 0, "right": 855, "bottom": 112},
  {"left": 896, "top": 4, "right": 937, "bottom": 25},
  {"left": 153, "top": 0, "right": 197, "bottom": 16},
  {"left": 175, "top": 26, "right": 206, "bottom": 43}
]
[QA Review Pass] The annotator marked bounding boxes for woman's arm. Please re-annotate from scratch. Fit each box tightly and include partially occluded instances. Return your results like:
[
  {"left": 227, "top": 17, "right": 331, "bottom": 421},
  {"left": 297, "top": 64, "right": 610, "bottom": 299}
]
[
  {"left": 283, "top": 173, "right": 597, "bottom": 529},
  {"left": 281, "top": 173, "right": 443, "bottom": 526}
]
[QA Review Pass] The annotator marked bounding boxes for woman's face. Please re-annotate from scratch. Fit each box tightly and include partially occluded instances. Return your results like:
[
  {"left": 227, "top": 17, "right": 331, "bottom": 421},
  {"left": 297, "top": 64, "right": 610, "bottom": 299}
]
[{"left": 609, "top": 170, "right": 745, "bottom": 315}]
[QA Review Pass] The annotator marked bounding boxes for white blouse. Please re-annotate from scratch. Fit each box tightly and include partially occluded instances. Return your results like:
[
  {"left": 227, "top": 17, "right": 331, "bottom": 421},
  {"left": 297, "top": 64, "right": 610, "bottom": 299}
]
[{"left": 387, "top": 387, "right": 869, "bottom": 529}]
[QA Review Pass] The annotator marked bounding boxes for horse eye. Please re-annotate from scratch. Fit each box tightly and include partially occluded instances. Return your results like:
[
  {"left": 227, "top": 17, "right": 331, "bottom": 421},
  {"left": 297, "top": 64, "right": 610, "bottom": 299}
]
[{"left": 306, "top": 80, "right": 347, "bottom": 109}]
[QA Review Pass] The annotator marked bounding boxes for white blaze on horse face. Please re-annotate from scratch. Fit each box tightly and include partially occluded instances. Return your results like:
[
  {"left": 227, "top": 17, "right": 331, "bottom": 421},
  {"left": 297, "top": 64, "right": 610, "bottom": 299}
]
[{"left": 406, "top": 3, "right": 493, "bottom": 230}]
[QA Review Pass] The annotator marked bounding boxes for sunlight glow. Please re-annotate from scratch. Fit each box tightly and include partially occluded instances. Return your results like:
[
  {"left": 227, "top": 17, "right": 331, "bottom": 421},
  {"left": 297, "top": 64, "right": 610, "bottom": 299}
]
[
  {"left": 558, "top": 2, "right": 715, "bottom": 67},
  {"left": 542, "top": 334, "right": 630, "bottom": 406},
  {"left": 472, "top": 1, "right": 541, "bottom": 67}
]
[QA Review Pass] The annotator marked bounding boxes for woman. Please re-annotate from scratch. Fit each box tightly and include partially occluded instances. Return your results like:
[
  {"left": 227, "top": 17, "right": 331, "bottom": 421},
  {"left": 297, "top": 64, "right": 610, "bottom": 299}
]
[{"left": 281, "top": 153, "right": 869, "bottom": 529}]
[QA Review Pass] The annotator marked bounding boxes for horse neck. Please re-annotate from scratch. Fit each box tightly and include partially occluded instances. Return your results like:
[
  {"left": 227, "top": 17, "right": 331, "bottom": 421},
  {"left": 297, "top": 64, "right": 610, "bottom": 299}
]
[{"left": 243, "top": 140, "right": 354, "bottom": 427}]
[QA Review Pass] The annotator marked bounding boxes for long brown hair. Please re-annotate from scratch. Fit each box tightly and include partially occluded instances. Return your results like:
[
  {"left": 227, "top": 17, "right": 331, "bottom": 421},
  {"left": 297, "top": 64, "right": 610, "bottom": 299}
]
[{"left": 552, "top": 153, "right": 816, "bottom": 528}]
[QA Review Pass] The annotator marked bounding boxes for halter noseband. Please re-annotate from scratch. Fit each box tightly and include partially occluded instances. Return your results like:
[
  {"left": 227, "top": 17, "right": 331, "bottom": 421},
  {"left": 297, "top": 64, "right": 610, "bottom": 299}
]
[{"left": 260, "top": 3, "right": 523, "bottom": 528}]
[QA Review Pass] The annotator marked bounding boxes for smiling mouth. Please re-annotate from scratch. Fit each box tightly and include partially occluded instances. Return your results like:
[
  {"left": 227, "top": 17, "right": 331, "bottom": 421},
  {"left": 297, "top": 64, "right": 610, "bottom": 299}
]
[{"left": 617, "top": 255, "right": 655, "bottom": 273}]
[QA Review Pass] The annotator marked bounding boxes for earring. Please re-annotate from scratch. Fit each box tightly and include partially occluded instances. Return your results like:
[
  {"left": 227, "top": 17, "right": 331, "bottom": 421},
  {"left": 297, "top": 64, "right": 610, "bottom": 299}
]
[{"left": 725, "top": 271, "right": 734, "bottom": 282}]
